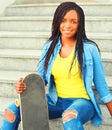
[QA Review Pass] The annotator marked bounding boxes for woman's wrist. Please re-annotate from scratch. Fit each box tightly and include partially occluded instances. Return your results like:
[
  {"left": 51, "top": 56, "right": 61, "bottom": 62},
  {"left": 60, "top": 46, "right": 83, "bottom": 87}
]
[{"left": 106, "top": 101, "right": 112, "bottom": 116}]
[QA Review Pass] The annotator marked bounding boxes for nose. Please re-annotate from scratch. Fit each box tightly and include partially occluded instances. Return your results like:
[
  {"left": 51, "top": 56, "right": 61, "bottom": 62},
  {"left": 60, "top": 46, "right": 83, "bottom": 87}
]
[{"left": 65, "top": 21, "right": 71, "bottom": 28}]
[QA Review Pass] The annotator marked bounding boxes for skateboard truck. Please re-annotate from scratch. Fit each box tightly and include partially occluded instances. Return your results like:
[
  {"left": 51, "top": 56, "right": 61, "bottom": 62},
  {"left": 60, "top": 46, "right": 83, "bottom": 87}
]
[{"left": 15, "top": 98, "right": 20, "bottom": 107}]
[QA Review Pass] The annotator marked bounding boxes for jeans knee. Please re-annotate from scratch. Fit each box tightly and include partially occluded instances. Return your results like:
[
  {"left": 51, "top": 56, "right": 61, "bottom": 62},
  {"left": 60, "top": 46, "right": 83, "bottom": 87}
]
[
  {"left": 62, "top": 110, "right": 78, "bottom": 123},
  {"left": 4, "top": 109, "right": 15, "bottom": 123},
  {"left": 3, "top": 103, "right": 20, "bottom": 123}
]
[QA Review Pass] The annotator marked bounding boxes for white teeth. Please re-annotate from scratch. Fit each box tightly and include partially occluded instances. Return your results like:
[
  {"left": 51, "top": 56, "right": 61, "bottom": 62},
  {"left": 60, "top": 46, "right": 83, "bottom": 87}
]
[{"left": 64, "top": 30, "right": 71, "bottom": 33}]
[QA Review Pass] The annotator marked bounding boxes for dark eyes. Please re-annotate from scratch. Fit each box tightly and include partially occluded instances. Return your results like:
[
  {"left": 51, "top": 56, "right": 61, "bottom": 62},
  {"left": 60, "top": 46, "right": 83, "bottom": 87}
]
[
  {"left": 61, "top": 19, "right": 78, "bottom": 24},
  {"left": 71, "top": 21, "right": 78, "bottom": 24}
]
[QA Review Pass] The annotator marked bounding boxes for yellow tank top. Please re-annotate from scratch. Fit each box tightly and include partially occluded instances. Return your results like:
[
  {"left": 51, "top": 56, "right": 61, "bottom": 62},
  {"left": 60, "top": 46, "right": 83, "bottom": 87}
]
[{"left": 51, "top": 48, "right": 90, "bottom": 100}]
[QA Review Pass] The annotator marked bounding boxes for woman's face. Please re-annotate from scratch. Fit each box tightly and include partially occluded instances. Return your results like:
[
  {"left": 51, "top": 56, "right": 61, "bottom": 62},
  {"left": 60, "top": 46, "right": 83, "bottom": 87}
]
[{"left": 59, "top": 10, "right": 79, "bottom": 40}]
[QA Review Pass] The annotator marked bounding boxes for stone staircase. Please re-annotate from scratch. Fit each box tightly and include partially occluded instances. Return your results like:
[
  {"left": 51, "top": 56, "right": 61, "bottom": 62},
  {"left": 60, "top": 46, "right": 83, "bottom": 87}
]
[{"left": 0, "top": 1, "right": 112, "bottom": 130}]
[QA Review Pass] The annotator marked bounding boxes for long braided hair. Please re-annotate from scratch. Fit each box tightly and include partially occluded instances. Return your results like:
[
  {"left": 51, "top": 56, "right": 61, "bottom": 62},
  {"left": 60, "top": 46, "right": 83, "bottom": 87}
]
[{"left": 44, "top": 2, "right": 99, "bottom": 74}]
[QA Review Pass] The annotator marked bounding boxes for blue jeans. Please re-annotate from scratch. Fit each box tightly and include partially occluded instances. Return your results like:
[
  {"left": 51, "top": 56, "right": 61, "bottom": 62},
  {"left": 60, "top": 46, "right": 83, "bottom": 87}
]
[{"left": 1, "top": 97, "right": 95, "bottom": 130}]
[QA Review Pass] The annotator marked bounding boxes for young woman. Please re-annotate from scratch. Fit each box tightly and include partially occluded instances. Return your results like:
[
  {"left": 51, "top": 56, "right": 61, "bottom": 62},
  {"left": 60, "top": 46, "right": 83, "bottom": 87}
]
[{"left": 1, "top": 2, "right": 112, "bottom": 130}]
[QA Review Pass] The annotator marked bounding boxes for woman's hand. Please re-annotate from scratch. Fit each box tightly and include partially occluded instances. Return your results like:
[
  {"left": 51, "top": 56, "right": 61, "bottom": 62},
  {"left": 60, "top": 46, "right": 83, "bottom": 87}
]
[{"left": 15, "top": 77, "right": 26, "bottom": 94}]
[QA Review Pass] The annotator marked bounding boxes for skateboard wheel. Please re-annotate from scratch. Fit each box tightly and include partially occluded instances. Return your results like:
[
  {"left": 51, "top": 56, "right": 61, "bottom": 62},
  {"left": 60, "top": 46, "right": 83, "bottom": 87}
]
[{"left": 15, "top": 99, "right": 20, "bottom": 107}]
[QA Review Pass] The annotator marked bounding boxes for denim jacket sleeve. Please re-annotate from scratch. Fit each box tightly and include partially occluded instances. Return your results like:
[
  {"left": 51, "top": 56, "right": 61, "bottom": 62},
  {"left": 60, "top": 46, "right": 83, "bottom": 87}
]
[
  {"left": 37, "top": 41, "right": 52, "bottom": 85},
  {"left": 92, "top": 45, "right": 112, "bottom": 103}
]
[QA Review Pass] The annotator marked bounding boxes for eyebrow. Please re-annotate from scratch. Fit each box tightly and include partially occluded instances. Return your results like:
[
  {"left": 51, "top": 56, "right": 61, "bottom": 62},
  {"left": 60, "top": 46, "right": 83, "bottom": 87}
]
[
  {"left": 63, "top": 18, "right": 78, "bottom": 22},
  {"left": 63, "top": 17, "right": 78, "bottom": 20}
]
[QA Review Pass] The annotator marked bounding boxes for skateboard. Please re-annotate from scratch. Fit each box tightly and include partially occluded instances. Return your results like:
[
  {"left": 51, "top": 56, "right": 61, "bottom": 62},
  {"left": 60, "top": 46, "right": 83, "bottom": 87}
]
[{"left": 17, "top": 73, "right": 49, "bottom": 130}]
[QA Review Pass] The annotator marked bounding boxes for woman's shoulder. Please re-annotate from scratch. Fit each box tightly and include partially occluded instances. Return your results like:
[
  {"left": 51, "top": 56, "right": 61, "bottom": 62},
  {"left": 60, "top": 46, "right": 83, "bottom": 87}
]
[
  {"left": 83, "top": 40, "right": 98, "bottom": 51},
  {"left": 83, "top": 40, "right": 97, "bottom": 47}
]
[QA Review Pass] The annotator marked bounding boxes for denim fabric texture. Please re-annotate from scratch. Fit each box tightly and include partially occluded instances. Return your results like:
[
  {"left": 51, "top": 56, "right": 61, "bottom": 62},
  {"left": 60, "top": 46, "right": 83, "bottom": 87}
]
[
  {"left": 37, "top": 37, "right": 112, "bottom": 126},
  {"left": 1, "top": 97, "right": 95, "bottom": 130},
  {"left": 48, "top": 97, "right": 95, "bottom": 130}
]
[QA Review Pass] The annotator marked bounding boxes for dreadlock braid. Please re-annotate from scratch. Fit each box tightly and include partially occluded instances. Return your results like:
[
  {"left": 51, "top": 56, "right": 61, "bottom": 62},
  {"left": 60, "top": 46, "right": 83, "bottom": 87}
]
[{"left": 43, "top": 2, "right": 99, "bottom": 74}]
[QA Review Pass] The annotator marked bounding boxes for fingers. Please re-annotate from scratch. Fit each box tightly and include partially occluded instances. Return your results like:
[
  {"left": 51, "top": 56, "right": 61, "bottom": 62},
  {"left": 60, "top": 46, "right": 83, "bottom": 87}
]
[{"left": 15, "top": 77, "right": 26, "bottom": 94}]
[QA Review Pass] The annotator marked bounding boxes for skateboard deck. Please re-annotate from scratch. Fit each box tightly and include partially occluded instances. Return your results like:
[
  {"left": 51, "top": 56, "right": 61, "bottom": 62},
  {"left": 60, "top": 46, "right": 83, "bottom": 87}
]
[{"left": 19, "top": 73, "right": 49, "bottom": 130}]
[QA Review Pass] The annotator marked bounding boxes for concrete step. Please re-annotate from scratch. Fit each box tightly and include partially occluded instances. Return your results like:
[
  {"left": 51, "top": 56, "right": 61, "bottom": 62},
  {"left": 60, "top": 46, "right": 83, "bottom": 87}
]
[
  {"left": 0, "top": 70, "right": 112, "bottom": 98},
  {"left": 0, "top": 70, "right": 30, "bottom": 98},
  {"left": 5, "top": 3, "right": 112, "bottom": 17},
  {"left": 101, "top": 52, "right": 112, "bottom": 76},
  {"left": 0, "top": 31, "right": 49, "bottom": 50},
  {"left": 0, "top": 97, "right": 112, "bottom": 130},
  {"left": 87, "top": 32, "right": 112, "bottom": 52},
  {"left": 0, "top": 16, "right": 112, "bottom": 33},
  {"left": 13, "top": 0, "right": 112, "bottom": 4},
  {"left": 0, "top": 31, "right": 112, "bottom": 52},
  {"left": 0, "top": 49, "right": 112, "bottom": 75},
  {"left": 0, "top": 49, "right": 41, "bottom": 72}
]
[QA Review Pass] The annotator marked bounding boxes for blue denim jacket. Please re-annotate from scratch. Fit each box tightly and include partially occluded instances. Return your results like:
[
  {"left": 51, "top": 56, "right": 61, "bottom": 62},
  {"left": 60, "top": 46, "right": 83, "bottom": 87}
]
[{"left": 37, "top": 37, "right": 112, "bottom": 126}]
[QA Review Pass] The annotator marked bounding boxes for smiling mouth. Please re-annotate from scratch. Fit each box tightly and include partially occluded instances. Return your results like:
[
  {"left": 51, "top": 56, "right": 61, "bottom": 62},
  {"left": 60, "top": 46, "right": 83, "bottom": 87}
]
[{"left": 63, "top": 30, "right": 72, "bottom": 34}]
